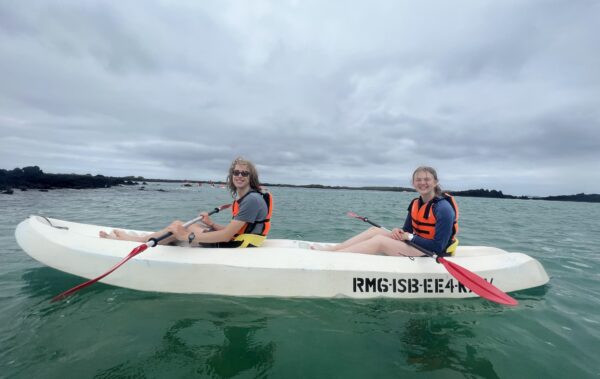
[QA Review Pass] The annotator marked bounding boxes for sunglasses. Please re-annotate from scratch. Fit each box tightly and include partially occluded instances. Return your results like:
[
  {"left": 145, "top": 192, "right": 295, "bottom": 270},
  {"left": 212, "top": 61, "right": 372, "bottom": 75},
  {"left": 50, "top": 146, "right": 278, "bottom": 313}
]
[{"left": 232, "top": 170, "right": 250, "bottom": 177}]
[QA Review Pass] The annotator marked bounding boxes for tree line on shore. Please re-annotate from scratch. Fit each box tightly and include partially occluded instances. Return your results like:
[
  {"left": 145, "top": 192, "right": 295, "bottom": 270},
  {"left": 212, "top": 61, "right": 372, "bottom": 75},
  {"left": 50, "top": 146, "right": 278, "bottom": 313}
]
[{"left": 1, "top": 166, "right": 599, "bottom": 203}]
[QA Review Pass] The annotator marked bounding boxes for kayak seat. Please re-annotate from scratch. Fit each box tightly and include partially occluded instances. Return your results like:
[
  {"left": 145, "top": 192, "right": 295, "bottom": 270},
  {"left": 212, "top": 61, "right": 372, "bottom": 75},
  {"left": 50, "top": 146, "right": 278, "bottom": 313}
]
[
  {"left": 446, "top": 238, "right": 459, "bottom": 255},
  {"left": 233, "top": 233, "right": 266, "bottom": 248}
]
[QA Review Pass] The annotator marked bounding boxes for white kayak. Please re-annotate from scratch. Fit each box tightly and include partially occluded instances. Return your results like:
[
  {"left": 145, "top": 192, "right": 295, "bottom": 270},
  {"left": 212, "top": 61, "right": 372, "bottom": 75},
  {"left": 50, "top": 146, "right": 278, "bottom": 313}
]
[{"left": 15, "top": 216, "right": 549, "bottom": 299}]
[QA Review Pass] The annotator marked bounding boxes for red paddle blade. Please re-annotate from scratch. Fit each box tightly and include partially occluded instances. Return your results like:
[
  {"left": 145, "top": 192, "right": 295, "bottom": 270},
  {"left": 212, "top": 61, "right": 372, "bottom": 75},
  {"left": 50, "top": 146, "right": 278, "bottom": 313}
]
[
  {"left": 51, "top": 243, "right": 149, "bottom": 302},
  {"left": 219, "top": 204, "right": 232, "bottom": 211},
  {"left": 346, "top": 211, "right": 364, "bottom": 221},
  {"left": 439, "top": 257, "right": 518, "bottom": 306}
]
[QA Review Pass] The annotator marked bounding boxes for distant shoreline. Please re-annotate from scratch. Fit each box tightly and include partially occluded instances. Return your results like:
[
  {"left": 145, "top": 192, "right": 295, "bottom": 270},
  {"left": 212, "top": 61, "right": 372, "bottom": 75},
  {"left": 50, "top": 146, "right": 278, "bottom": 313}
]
[
  {"left": 261, "top": 183, "right": 600, "bottom": 203},
  {"left": 2, "top": 166, "right": 599, "bottom": 203}
]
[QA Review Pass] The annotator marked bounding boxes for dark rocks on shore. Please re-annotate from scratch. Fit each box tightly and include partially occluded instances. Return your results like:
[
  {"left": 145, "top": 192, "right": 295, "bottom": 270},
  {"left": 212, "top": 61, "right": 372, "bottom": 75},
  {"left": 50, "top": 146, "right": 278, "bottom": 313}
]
[{"left": 0, "top": 166, "right": 135, "bottom": 191}]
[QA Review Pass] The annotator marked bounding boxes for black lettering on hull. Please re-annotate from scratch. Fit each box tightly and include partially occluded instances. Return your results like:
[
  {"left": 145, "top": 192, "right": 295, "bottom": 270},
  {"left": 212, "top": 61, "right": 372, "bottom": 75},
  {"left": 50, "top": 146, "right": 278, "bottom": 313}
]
[{"left": 352, "top": 277, "right": 496, "bottom": 295}]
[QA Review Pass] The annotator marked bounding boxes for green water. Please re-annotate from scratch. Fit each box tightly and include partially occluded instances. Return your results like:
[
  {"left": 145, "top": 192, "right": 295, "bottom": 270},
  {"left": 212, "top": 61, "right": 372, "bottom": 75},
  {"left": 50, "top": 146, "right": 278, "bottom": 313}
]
[{"left": 1, "top": 184, "right": 599, "bottom": 378}]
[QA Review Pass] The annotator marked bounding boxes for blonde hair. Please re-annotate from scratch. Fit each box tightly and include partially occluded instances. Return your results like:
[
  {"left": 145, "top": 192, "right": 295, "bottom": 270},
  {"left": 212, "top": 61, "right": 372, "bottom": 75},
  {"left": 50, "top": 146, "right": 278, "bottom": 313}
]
[
  {"left": 226, "top": 157, "right": 262, "bottom": 197},
  {"left": 412, "top": 166, "right": 442, "bottom": 196}
]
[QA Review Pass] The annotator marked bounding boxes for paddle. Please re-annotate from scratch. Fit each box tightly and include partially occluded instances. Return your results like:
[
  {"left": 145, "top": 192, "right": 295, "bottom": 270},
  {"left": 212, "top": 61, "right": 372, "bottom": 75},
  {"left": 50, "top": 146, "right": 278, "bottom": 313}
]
[
  {"left": 346, "top": 211, "right": 518, "bottom": 306},
  {"left": 51, "top": 204, "right": 232, "bottom": 302}
]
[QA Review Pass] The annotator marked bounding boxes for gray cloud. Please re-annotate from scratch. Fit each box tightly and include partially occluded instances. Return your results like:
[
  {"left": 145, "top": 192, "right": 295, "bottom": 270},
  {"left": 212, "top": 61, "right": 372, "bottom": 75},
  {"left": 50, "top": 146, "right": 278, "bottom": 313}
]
[{"left": 1, "top": 0, "right": 599, "bottom": 196}]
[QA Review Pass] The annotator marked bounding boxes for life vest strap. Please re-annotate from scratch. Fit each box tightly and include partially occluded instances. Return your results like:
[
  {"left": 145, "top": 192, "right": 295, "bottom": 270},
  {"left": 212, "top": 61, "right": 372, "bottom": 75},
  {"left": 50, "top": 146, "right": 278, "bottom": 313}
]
[
  {"left": 248, "top": 218, "right": 270, "bottom": 225},
  {"left": 424, "top": 201, "right": 434, "bottom": 219},
  {"left": 412, "top": 226, "right": 432, "bottom": 236},
  {"left": 412, "top": 220, "right": 436, "bottom": 227}
]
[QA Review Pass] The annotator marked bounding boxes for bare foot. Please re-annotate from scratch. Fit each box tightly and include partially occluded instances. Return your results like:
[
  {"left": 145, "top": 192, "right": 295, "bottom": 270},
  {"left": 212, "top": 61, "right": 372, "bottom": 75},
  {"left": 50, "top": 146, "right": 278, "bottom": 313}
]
[
  {"left": 310, "top": 243, "right": 336, "bottom": 251},
  {"left": 113, "top": 229, "right": 147, "bottom": 242},
  {"left": 99, "top": 230, "right": 121, "bottom": 239}
]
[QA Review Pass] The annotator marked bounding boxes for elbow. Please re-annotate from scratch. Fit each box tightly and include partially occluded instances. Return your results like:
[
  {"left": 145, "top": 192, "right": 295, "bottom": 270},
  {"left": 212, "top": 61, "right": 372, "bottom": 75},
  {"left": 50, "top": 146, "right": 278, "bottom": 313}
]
[
  {"left": 220, "top": 230, "right": 237, "bottom": 243},
  {"left": 432, "top": 238, "right": 450, "bottom": 254}
]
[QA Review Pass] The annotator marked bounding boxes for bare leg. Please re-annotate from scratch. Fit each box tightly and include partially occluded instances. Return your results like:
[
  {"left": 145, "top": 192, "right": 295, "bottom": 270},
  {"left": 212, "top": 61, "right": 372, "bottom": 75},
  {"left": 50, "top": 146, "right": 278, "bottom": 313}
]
[
  {"left": 99, "top": 228, "right": 177, "bottom": 245},
  {"left": 113, "top": 230, "right": 148, "bottom": 242},
  {"left": 98, "top": 229, "right": 147, "bottom": 242},
  {"left": 323, "top": 227, "right": 390, "bottom": 251},
  {"left": 336, "top": 235, "right": 425, "bottom": 256}
]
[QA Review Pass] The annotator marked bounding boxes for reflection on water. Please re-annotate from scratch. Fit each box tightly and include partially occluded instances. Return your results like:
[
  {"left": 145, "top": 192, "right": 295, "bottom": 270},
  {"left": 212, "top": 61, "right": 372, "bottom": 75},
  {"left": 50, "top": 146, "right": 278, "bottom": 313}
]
[
  {"left": 20, "top": 267, "right": 114, "bottom": 313},
  {"left": 513, "top": 285, "right": 549, "bottom": 300},
  {"left": 94, "top": 313, "right": 275, "bottom": 378},
  {"left": 402, "top": 317, "right": 499, "bottom": 378},
  {"left": 21, "top": 267, "right": 105, "bottom": 298},
  {"left": 339, "top": 299, "right": 506, "bottom": 377},
  {"left": 204, "top": 313, "right": 274, "bottom": 378}
]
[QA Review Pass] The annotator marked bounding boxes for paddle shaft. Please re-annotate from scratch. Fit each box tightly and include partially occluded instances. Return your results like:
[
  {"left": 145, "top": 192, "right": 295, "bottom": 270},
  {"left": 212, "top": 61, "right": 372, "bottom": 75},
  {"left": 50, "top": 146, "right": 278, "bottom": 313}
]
[{"left": 147, "top": 206, "right": 225, "bottom": 246}]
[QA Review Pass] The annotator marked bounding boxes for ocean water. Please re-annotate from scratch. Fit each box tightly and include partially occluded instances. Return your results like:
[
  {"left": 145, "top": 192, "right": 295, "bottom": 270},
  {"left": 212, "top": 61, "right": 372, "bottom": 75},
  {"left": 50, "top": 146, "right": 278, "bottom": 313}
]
[{"left": 1, "top": 184, "right": 599, "bottom": 378}]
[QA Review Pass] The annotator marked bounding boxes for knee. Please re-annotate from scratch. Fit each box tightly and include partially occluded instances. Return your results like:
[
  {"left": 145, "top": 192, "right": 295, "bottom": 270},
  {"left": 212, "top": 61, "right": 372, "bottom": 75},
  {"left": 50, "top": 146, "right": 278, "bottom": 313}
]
[
  {"left": 371, "top": 234, "right": 389, "bottom": 247},
  {"left": 368, "top": 227, "right": 386, "bottom": 235}
]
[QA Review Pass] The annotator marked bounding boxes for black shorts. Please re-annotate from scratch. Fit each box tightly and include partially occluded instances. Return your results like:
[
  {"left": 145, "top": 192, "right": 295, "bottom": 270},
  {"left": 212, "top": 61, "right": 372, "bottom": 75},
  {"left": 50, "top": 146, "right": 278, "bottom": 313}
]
[{"left": 199, "top": 240, "right": 244, "bottom": 248}]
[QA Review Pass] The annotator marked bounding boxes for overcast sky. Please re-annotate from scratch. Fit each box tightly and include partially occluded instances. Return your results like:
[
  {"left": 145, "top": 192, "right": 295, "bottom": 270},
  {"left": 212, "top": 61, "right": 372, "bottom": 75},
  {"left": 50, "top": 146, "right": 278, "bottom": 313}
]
[{"left": 1, "top": 1, "right": 598, "bottom": 196}]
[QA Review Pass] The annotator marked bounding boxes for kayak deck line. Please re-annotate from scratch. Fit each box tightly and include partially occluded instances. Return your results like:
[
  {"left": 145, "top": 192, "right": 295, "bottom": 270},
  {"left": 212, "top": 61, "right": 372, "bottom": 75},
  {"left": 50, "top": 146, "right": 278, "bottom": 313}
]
[{"left": 15, "top": 216, "right": 550, "bottom": 299}]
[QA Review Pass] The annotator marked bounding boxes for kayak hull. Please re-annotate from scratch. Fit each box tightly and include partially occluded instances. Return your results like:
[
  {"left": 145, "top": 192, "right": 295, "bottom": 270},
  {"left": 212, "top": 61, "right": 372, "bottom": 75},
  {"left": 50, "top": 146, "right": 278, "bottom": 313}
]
[{"left": 15, "top": 216, "right": 550, "bottom": 299}]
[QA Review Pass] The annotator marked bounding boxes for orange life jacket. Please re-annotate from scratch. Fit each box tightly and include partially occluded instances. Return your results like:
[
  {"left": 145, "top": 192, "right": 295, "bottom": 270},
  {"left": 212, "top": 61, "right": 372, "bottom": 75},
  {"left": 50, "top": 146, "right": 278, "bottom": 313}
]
[
  {"left": 409, "top": 193, "right": 459, "bottom": 243},
  {"left": 231, "top": 190, "right": 273, "bottom": 237}
]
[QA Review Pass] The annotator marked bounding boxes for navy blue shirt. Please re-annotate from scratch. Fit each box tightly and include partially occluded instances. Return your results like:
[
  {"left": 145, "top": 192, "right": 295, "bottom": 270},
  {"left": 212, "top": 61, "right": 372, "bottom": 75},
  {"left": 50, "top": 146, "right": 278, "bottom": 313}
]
[{"left": 402, "top": 198, "right": 455, "bottom": 254}]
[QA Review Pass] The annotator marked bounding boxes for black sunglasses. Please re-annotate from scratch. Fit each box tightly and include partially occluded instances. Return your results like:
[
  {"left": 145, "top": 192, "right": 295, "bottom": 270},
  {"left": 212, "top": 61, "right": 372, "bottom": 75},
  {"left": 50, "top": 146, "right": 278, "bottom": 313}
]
[{"left": 232, "top": 170, "right": 250, "bottom": 177}]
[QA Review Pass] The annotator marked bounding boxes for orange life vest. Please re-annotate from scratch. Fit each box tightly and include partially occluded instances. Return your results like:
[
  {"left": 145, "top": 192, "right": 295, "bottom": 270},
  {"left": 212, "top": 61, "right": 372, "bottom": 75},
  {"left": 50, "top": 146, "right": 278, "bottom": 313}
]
[
  {"left": 231, "top": 190, "right": 273, "bottom": 237},
  {"left": 409, "top": 193, "right": 459, "bottom": 243}
]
